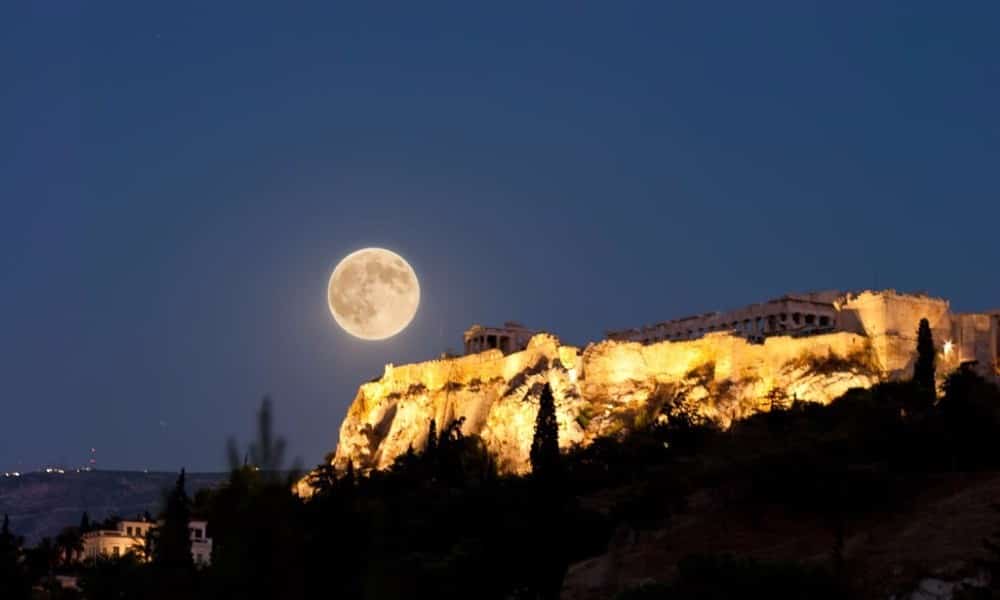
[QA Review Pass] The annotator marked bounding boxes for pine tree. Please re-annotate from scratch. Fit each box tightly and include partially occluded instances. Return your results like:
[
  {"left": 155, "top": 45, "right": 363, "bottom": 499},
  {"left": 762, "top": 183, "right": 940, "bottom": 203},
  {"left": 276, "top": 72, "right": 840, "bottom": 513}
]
[
  {"left": 914, "top": 318, "right": 936, "bottom": 398},
  {"left": 530, "top": 383, "right": 560, "bottom": 479},
  {"left": 152, "top": 469, "right": 193, "bottom": 569}
]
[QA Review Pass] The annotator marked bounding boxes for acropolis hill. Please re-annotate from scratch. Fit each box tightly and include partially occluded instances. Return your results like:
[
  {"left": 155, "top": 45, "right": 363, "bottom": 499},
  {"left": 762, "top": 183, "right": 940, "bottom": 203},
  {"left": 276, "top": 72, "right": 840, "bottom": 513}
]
[{"left": 312, "top": 290, "right": 1000, "bottom": 486}]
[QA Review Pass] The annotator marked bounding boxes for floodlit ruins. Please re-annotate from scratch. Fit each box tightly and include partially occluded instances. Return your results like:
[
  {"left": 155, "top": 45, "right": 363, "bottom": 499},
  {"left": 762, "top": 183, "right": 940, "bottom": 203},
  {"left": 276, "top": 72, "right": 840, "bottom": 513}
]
[
  {"left": 302, "top": 289, "right": 999, "bottom": 490},
  {"left": 607, "top": 289, "right": 999, "bottom": 380},
  {"left": 463, "top": 321, "right": 536, "bottom": 355}
]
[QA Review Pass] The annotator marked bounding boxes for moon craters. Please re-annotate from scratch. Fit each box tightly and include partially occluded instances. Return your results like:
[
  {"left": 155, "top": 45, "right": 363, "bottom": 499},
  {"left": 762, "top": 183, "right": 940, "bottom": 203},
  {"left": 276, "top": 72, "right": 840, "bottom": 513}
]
[{"left": 327, "top": 248, "right": 420, "bottom": 340}]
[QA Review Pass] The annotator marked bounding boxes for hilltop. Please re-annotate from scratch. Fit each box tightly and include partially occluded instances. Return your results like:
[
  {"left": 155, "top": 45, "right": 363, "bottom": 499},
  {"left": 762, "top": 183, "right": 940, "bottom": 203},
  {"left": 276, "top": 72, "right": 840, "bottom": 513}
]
[{"left": 0, "top": 470, "right": 227, "bottom": 544}]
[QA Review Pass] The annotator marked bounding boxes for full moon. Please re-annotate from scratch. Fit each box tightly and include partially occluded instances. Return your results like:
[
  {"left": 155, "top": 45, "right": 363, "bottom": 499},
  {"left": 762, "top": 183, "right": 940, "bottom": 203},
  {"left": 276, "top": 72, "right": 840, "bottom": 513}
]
[{"left": 327, "top": 248, "right": 420, "bottom": 340}]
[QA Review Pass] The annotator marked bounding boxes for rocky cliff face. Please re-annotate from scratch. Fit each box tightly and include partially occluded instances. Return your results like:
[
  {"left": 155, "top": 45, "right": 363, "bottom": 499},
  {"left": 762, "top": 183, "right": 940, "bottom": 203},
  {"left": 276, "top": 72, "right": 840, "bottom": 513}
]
[{"left": 313, "top": 330, "right": 882, "bottom": 485}]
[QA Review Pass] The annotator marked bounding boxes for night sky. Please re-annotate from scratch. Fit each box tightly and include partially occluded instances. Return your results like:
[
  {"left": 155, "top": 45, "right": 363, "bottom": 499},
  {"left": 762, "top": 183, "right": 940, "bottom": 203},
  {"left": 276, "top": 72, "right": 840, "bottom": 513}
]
[{"left": 2, "top": 3, "right": 997, "bottom": 472}]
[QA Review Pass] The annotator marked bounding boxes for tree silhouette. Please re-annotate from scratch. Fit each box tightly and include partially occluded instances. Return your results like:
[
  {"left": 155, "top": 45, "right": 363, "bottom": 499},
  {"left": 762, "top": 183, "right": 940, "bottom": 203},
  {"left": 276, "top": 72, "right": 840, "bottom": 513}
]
[
  {"left": 0, "top": 514, "right": 29, "bottom": 598},
  {"left": 250, "top": 396, "right": 286, "bottom": 474},
  {"left": 343, "top": 459, "right": 355, "bottom": 487},
  {"left": 530, "top": 383, "right": 560, "bottom": 479},
  {"left": 426, "top": 418, "right": 438, "bottom": 456},
  {"left": 25, "top": 536, "right": 60, "bottom": 588},
  {"left": 227, "top": 396, "right": 301, "bottom": 487},
  {"left": 55, "top": 525, "right": 84, "bottom": 566},
  {"left": 914, "top": 318, "right": 936, "bottom": 399},
  {"left": 152, "top": 469, "right": 193, "bottom": 569},
  {"left": 208, "top": 397, "right": 306, "bottom": 600},
  {"left": 307, "top": 463, "right": 338, "bottom": 495},
  {"left": 79, "top": 511, "right": 92, "bottom": 533},
  {"left": 939, "top": 363, "right": 1000, "bottom": 468}
]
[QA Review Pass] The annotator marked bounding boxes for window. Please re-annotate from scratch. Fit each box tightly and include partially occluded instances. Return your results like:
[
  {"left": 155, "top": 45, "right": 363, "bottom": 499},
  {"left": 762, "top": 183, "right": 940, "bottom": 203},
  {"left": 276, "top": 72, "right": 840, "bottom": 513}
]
[
  {"left": 126, "top": 526, "right": 133, "bottom": 536},
  {"left": 819, "top": 316, "right": 830, "bottom": 327},
  {"left": 194, "top": 529, "right": 202, "bottom": 539},
  {"left": 113, "top": 546, "right": 120, "bottom": 557}
]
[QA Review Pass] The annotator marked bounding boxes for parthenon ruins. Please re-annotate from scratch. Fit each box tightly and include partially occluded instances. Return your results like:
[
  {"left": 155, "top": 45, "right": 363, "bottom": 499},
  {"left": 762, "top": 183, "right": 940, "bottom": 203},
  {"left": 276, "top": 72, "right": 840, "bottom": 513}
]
[
  {"left": 607, "top": 291, "right": 842, "bottom": 343},
  {"left": 465, "top": 290, "right": 1000, "bottom": 382},
  {"left": 606, "top": 289, "right": 999, "bottom": 381}
]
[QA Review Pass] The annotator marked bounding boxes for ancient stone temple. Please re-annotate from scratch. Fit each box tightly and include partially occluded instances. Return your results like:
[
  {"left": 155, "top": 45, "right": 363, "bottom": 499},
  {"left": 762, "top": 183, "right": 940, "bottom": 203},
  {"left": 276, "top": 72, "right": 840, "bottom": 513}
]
[{"left": 463, "top": 321, "right": 535, "bottom": 355}]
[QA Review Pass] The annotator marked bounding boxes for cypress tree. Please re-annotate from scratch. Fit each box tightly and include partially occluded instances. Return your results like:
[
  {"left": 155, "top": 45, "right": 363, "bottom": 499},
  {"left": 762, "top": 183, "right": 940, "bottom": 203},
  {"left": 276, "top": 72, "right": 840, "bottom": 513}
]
[
  {"left": 530, "top": 383, "right": 560, "bottom": 478},
  {"left": 0, "top": 514, "right": 28, "bottom": 598},
  {"left": 79, "top": 512, "right": 91, "bottom": 533},
  {"left": 343, "top": 460, "right": 355, "bottom": 487},
  {"left": 426, "top": 419, "right": 438, "bottom": 455},
  {"left": 914, "top": 318, "right": 936, "bottom": 397},
  {"left": 152, "top": 469, "right": 193, "bottom": 569},
  {"left": 425, "top": 419, "right": 438, "bottom": 475}
]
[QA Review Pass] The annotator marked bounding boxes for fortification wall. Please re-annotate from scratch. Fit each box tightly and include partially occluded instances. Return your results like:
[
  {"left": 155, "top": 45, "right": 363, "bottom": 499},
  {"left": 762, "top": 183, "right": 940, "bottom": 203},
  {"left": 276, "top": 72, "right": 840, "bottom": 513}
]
[
  {"left": 951, "top": 313, "right": 998, "bottom": 375},
  {"left": 328, "top": 330, "right": 882, "bottom": 480},
  {"left": 840, "top": 290, "right": 997, "bottom": 381},
  {"left": 313, "top": 290, "right": 998, "bottom": 492}
]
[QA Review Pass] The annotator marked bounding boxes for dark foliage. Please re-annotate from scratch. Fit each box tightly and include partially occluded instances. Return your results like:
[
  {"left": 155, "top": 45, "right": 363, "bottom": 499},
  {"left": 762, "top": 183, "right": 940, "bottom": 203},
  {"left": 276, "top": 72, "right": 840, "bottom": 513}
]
[
  {"left": 78, "top": 554, "right": 150, "bottom": 600},
  {"left": 0, "top": 514, "right": 30, "bottom": 599},
  {"left": 914, "top": 318, "right": 937, "bottom": 399},
  {"left": 938, "top": 362, "right": 1000, "bottom": 468},
  {"left": 202, "top": 399, "right": 306, "bottom": 600},
  {"left": 12, "top": 363, "right": 1000, "bottom": 599},
  {"left": 151, "top": 470, "right": 193, "bottom": 569},
  {"left": 79, "top": 512, "right": 91, "bottom": 534},
  {"left": 530, "top": 383, "right": 561, "bottom": 480}
]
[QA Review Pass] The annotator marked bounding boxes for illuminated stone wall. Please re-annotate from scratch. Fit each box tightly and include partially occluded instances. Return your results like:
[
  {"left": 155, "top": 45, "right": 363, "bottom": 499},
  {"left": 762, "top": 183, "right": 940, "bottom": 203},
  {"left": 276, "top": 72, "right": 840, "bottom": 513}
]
[
  {"left": 839, "top": 290, "right": 998, "bottom": 381},
  {"left": 306, "top": 290, "right": 998, "bottom": 491},
  {"left": 607, "top": 291, "right": 842, "bottom": 343},
  {"left": 325, "top": 330, "right": 882, "bottom": 479}
]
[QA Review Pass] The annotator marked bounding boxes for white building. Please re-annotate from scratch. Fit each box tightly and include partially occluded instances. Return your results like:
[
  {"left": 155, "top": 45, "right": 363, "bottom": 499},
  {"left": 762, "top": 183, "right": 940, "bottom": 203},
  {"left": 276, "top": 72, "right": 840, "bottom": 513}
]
[{"left": 82, "top": 518, "right": 212, "bottom": 565}]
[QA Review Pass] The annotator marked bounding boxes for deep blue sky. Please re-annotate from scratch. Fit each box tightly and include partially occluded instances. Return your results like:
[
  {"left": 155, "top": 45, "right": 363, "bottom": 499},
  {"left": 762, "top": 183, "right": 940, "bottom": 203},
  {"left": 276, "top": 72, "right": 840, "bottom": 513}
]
[{"left": 2, "top": 2, "right": 997, "bottom": 472}]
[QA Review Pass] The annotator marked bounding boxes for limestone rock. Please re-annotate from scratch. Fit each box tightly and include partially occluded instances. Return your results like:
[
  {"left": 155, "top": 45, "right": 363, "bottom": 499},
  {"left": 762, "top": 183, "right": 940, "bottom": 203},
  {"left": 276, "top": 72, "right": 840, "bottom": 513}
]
[{"left": 303, "top": 330, "right": 884, "bottom": 491}]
